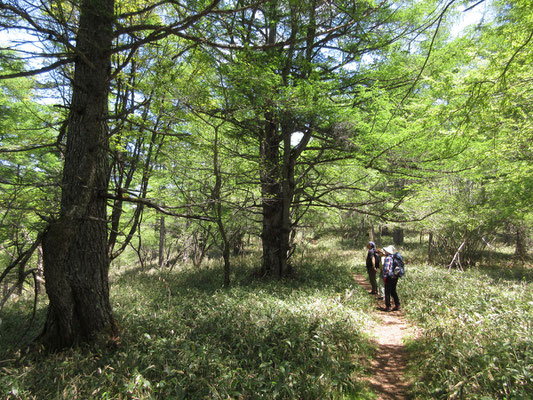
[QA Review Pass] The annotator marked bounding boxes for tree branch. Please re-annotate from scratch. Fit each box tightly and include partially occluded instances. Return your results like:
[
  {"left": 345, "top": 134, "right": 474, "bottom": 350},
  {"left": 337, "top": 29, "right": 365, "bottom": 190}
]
[{"left": 106, "top": 194, "right": 214, "bottom": 222}]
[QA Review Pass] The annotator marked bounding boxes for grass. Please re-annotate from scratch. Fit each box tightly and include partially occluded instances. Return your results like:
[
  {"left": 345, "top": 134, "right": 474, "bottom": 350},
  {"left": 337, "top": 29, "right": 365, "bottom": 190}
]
[
  {"left": 0, "top": 234, "right": 531, "bottom": 399},
  {"left": 0, "top": 238, "right": 378, "bottom": 399},
  {"left": 402, "top": 264, "right": 532, "bottom": 400}
]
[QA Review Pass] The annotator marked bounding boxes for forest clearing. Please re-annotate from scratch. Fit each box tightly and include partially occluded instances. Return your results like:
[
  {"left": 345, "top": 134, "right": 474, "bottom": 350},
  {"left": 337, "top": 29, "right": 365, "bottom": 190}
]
[
  {"left": 1, "top": 234, "right": 531, "bottom": 399},
  {"left": 1, "top": 0, "right": 532, "bottom": 398}
]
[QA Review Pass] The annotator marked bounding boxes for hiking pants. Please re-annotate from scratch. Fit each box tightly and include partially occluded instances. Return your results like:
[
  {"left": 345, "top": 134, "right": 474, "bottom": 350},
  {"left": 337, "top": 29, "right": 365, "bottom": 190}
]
[
  {"left": 384, "top": 276, "right": 400, "bottom": 308},
  {"left": 367, "top": 267, "right": 378, "bottom": 293}
]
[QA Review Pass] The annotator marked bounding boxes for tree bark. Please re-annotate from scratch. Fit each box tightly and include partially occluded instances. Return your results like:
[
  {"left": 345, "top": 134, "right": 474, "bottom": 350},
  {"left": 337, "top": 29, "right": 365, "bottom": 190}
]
[
  {"left": 428, "top": 232, "right": 434, "bottom": 263},
  {"left": 259, "top": 1, "right": 314, "bottom": 278},
  {"left": 515, "top": 224, "right": 528, "bottom": 259},
  {"left": 259, "top": 2, "right": 285, "bottom": 278},
  {"left": 40, "top": 0, "right": 116, "bottom": 350},
  {"left": 158, "top": 212, "right": 166, "bottom": 269},
  {"left": 260, "top": 108, "right": 285, "bottom": 277},
  {"left": 393, "top": 227, "right": 404, "bottom": 246}
]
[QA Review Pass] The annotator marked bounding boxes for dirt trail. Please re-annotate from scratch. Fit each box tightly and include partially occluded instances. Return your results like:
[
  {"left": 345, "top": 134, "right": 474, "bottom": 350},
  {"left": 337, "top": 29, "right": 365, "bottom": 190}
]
[{"left": 353, "top": 274, "right": 419, "bottom": 400}]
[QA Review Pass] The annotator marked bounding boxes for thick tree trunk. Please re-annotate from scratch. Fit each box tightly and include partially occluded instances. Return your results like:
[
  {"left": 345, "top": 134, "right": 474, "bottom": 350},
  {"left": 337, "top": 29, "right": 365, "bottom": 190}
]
[
  {"left": 261, "top": 196, "right": 286, "bottom": 277},
  {"left": 260, "top": 5, "right": 285, "bottom": 278},
  {"left": 40, "top": 0, "right": 116, "bottom": 350},
  {"left": 260, "top": 112, "right": 285, "bottom": 277},
  {"left": 260, "top": 129, "right": 297, "bottom": 277}
]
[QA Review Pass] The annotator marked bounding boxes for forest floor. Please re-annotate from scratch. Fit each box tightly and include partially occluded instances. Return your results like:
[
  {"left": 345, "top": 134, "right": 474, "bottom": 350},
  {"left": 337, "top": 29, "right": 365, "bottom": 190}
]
[{"left": 353, "top": 274, "right": 420, "bottom": 400}]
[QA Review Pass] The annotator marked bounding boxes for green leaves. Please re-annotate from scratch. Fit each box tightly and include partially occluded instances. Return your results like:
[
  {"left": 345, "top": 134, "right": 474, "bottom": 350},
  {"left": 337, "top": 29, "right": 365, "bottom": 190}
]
[
  {"left": 404, "top": 264, "right": 533, "bottom": 399},
  {"left": 1, "top": 238, "right": 378, "bottom": 399},
  {"left": 0, "top": 57, "right": 60, "bottom": 248}
]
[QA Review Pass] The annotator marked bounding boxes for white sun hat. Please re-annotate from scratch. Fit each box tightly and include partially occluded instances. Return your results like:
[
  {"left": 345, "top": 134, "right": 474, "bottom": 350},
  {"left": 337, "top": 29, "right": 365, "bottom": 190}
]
[{"left": 382, "top": 245, "right": 396, "bottom": 255}]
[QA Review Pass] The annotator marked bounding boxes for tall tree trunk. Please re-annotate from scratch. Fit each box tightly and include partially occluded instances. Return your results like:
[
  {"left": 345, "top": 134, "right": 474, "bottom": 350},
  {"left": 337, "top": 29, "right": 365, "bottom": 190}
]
[
  {"left": 40, "top": 0, "right": 116, "bottom": 350},
  {"left": 259, "top": 1, "right": 308, "bottom": 278},
  {"left": 259, "top": 3, "right": 285, "bottom": 278},
  {"left": 260, "top": 110, "right": 285, "bottom": 277}
]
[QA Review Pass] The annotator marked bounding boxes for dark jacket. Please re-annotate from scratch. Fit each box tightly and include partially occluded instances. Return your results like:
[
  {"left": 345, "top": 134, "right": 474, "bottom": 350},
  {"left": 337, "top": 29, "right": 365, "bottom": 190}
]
[{"left": 366, "top": 248, "right": 380, "bottom": 270}]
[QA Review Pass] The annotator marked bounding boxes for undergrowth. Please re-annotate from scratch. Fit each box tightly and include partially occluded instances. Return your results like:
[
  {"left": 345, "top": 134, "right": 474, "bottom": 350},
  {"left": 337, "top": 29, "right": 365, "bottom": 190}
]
[
  {"left": 402, "top": 264, "right": 532, "bottom": 399},
  {"left": 1, "top": 235, "right": 531, "bottom": 399},
  {"left": 0, "top": 238, "right": 377, "bottom": 399}
]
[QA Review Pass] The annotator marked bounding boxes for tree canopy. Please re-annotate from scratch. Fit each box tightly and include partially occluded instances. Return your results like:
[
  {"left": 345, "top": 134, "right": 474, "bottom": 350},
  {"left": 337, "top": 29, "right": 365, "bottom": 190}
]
[{"left": 0, "top": 0, "right": 531, "bottom": 347}]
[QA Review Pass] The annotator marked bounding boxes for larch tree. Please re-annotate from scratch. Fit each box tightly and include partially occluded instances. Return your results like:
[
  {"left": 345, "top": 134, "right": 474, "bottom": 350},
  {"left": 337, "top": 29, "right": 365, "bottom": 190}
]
[
  {"left": 0, "top": 0, "right": 229, "bottom": 349},
  {"left": 39, "top": 0, "right": 117, "bottom": 349},
  {"left": 195, "top": 0, "right": 455, "bottom": 277}
]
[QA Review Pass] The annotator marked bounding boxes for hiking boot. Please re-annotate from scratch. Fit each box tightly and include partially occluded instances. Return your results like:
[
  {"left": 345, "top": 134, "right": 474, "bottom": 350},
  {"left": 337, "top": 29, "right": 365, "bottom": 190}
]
[
  {"left": 384, "top": 307, "right": 391, "bottom": 312},
  {"left": 392, "top": 306, "right": 401, "bottom": 311}
]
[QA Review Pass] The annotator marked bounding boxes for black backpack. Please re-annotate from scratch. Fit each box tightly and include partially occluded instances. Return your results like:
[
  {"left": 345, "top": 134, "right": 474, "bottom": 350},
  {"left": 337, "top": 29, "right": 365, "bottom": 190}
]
[
  {"left": 392, "top": 252, "right": 405, "bottom": 277},
  {"left": 374, "top": 251, "right": 382, "bottom": 268}
]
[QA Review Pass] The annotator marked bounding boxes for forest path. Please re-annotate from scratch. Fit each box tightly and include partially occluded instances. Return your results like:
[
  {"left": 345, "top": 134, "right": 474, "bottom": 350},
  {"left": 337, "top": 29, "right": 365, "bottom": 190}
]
[{"left": 353, "top": 274, "right": 419, "bottom": 400}]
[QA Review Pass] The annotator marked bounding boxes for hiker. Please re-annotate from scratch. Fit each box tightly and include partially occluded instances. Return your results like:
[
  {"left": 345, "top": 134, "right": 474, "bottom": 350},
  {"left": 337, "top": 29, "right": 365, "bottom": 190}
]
[
  {"left": 376, "top": 248, "right": 385, "bottom": 299},
  {"left": 365, "top": 241, "right": 380, "bottom": 295},
  {"left": 382, "top": 245, "right": 400, "bottom": 312}
]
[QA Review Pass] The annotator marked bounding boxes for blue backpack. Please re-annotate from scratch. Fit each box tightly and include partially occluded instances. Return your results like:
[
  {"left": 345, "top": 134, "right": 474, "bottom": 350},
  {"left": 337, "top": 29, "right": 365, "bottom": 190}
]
[{"left": 392, "top": 253, "right": 405, "bottom": 278}]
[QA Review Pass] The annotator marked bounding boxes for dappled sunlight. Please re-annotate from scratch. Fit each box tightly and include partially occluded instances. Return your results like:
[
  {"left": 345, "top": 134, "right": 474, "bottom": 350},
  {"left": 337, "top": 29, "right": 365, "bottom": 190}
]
[{"left": 1, "top": 232, "right": 531, "bottom": 398}]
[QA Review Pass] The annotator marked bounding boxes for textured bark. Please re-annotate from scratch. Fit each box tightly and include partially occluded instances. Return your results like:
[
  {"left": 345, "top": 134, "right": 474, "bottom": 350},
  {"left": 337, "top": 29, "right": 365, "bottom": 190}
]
[
  {"left": 40, "top": 0, "right": 116, "bottom": 350},
  {"left": 259, "top": 122, "right": 298, "bottom": 277},
  {"left": 393, "top": 227, "right": 404, "bottom": 246},
  {"left": 515, "top": 224, "right": 528, "bottom": 259},
  {"left": 260, "top": 111, "right": 285, "bottom": 278}
]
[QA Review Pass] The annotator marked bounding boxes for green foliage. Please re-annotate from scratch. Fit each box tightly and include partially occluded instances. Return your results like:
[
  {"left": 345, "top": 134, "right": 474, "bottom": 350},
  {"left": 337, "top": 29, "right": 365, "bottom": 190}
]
[
  {"left": 1, "top": 0, "right": 532, "bottom": 396},
  {"left": 393, "top": 0, "right": 533, "bottom": 263},
  {"left": 2, "top": 234, "right": 531, "bottom": 399},
  {"left": 0, "top": 53, "right": 60, "bottom": 288},
  {"left": 0, "top": 241, "right": 376, "bottom": 399},
  {"left": 403, "top": 264, "right": 533, "bottom": 399}
]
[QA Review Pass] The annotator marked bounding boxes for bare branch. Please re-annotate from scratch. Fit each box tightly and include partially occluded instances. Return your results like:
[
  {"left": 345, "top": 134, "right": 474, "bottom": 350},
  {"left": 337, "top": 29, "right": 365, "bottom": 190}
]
[
  {"left": 0, "top": 58, "right": 73, "bottom": 80},
  {"left": 106, "top": 194, "right": 214, "bottom": 222},
  {"left": 0, "top": 143, "right": 58, "bottom": 153},
  {"left": 0, "top": 230, "right": 44, "bottom": 289},
  {"left": 498, "top": 28, "right": 533, "bottom": 84}
]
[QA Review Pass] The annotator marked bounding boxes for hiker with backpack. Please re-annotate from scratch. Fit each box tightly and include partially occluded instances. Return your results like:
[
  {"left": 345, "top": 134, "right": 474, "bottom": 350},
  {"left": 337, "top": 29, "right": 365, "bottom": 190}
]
[
  {"left": 382, "top": 245, "right": 404, "bottom": 312},
  {"left": 365, "top": 241, "right": 380, "bottom": 295},
  {"left": 376, "top": 248, "right": 385, "bottom": 299}
]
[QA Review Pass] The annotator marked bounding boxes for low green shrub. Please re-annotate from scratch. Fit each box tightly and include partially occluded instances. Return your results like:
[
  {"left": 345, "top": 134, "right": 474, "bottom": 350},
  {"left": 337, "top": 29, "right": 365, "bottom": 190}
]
[
  {"left": 0, "top": 241, "right": 376, "bottom": 399},
  {"left": 402, "top": 265, "right": 532, "bottom": 399},
  {"left": 5, "top": 236, "right": 527, "bottom": 399}
]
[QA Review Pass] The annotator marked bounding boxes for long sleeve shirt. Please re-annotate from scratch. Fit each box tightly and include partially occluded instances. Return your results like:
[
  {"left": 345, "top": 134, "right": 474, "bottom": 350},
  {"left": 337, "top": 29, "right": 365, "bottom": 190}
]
[
  {"left": 382, "top": 255, "right": 394, "bottom": 278},
  {"left": 366, "top": 248, "right": 378, "bottom": 270}
]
